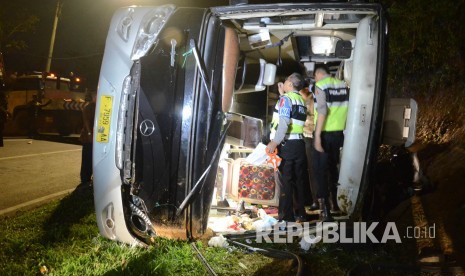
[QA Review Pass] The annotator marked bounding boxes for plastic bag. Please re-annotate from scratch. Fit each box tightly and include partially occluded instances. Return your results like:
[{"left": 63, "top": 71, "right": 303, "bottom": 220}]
[
  {"left": 245, "top": 143, "right": 268, "bottom": 165},
  {"left": 245, "top": 143, "right": 283, "bottom": 190},
  {"left": 208, "top": 235, "right": 229, "bottom": 248},
  {"left": 253, "top": 208, "right": 278, "bottom": 232},
  {"left": 246, "top": 142, "right": 282, "bottom": 170}
]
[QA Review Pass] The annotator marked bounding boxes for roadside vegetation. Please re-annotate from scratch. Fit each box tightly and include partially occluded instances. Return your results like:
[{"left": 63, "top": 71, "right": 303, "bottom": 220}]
[
  {"left": 1, "top": 186, "right": 421, "bottom": 275},
  {"left": 383, "top": 0, "right": 465, "bottom": 267},
  {"left": 0, "top": 187, "right": 271, "bottom": 275}
]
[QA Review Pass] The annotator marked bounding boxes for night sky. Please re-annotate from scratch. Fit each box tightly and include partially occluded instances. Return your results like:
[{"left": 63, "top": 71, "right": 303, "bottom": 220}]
[
  {"left": 3, "top": 0, "right": 233, "bottom": 89},
  {"left": 2, "top": 0, "right": 318, "bottom": 89}
]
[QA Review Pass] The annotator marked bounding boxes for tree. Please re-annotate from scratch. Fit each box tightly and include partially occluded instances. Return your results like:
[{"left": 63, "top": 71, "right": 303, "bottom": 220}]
[{"left": 0, "top": 2, "right": 39, "bottom": 52}]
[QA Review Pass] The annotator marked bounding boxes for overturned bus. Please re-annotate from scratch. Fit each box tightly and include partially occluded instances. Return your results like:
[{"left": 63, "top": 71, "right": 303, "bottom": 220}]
[{"left": 93, "top": 2, "right": 417, "bottom": 245}]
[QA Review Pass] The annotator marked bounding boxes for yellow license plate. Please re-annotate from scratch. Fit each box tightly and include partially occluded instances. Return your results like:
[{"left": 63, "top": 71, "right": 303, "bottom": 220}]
[{"left": 96, "top": 95, "right": 113, "bottom": 143}]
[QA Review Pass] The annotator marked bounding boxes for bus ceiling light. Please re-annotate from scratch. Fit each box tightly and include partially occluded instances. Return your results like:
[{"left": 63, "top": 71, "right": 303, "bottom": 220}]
[{"left": 131, "top": 5, "right": 175, "bottom": 61}]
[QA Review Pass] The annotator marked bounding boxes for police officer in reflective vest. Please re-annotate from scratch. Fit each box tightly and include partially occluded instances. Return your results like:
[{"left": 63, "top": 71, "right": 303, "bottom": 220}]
[
  {"left": 267, "top": 73, "right": 309, "bottom": 223},
  {"left": 313, "top": 66, "right": 349, "bottom": 221}
]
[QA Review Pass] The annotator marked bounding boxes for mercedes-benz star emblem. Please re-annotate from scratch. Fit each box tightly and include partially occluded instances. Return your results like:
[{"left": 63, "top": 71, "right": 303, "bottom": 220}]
[{"left": 140, "top": 119, "right": 155, "bottom": 136}]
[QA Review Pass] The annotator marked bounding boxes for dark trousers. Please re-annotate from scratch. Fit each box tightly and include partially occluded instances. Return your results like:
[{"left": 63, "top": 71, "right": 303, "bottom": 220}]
[
  {"left": 304, "top": 137, "right": 317, "bottom": 205},
  {"left": 312, "top": 131, "right": 344, "bottom": 199},
  {"left": 277, "top": 139, "right": 309, "bottom": 221},
  {"left": 80, "top": 142, "right": 93, "bottom": 183}
]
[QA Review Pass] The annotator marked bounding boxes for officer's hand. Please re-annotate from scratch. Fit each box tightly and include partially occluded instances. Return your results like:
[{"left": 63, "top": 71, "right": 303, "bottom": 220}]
[
  {"left": 314, "top": 136, "right": 324, "bottom": 153},
  {"left": 266, "top": 141, "right": 278, "bottom": 154}
]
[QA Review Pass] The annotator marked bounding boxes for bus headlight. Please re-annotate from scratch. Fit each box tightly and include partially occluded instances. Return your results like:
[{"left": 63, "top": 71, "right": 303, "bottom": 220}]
[{"left": 131, "top": 5, "right": 175, "bottom": 60}]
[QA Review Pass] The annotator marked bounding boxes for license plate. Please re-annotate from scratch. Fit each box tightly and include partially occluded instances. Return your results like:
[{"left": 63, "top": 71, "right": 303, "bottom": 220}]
[{"left": 96, "top": 95, "right": 113, "bottom": 143}]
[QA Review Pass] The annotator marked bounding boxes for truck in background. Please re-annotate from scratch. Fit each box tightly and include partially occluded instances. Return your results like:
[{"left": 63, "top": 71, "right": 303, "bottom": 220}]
[{"left": 4, "top": 71, "right": 92, "bottom": 136}]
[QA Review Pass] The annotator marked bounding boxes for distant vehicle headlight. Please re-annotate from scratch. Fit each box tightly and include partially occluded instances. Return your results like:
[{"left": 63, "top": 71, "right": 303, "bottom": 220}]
[{"left": 131, "top": 5, "right": 175, "bottom": 60}]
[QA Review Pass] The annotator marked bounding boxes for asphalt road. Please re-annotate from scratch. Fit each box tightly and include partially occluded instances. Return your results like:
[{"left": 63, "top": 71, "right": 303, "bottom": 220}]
[{"left": 0, "top": 137, "right": 83, "bottom": 216}]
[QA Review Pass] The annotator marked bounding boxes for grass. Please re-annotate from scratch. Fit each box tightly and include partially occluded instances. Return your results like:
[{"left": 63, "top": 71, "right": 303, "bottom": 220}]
[
  {"left": 0, "top": 185, "right": 421, "bottom": 276},
  {"left": 0, "top": 188, "right": 281, "bottom": 275},
  {"left": 0, "top": 187, "right": 279, "bottom": 276},
  {"left": 414, "top": 87, "right": 465, "bottom": 146},
  {"left": 6, "top": 84, "right": 461, "bottom": 275}
]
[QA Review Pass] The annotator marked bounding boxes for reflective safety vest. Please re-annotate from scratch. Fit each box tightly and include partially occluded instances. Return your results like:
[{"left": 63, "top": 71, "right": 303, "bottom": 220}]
[
  {"left": 270, "top": 92, "right": 306, "bottom": 140},
  {"left": 270, "top": 101, "right": 280, "bottom": 139},
  {"left": 314, "top": 76, "right": 349, "bottom": 131}
]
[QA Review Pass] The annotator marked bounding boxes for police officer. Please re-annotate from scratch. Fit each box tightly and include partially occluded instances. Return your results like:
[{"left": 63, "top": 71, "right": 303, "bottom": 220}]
[
  {"left": 312, "top": 66, "right": 349, "bottom": 221},
  {"left": 300, "top": 83, "right": 319, "bottom": 211},
  {"left": 79, "top": 92, "right": 96, "bottom": 187},
  {"left": 267, "top": 72, "right": 309, "bottom": 223}
]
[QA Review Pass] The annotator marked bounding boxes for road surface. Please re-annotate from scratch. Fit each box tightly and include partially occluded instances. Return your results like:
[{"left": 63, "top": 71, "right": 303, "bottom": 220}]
[{"left": 0, "top": 138, "right": 83, "bottom": 216}]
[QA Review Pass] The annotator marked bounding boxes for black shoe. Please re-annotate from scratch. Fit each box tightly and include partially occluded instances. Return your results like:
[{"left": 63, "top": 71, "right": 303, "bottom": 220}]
[{"left": 318, "top": 198, "right": 334, "bottom": 222}]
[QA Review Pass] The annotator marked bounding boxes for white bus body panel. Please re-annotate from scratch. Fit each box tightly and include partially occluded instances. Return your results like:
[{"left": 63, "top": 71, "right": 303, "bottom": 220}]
[
  {"left": 338, "top": 16, "right": 379, "bottom": 215},
  {"left": 93, "top": 7, "right": 155, "bottom": 245}
]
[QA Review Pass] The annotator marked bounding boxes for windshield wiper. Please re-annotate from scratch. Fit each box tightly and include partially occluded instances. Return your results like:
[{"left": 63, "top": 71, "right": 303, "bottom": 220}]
[{"left": 190, "top": 39, "right": 213, "bottom": 103}]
